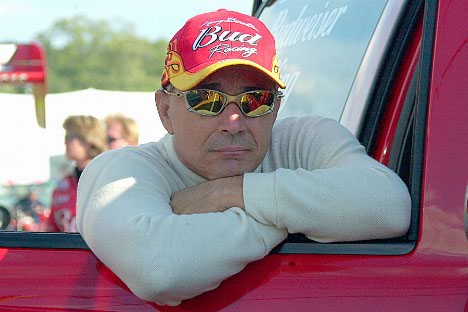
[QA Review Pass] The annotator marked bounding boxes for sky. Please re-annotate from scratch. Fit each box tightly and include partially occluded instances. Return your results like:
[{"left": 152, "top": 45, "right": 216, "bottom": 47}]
[{"left": 0, "top": 0, "right": 253, "bottom": 43}]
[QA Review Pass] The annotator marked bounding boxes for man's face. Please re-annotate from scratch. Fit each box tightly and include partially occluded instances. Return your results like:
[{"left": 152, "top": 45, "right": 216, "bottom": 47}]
[{"left": 157, "top": 66, "right": 280, "bottom": 180}]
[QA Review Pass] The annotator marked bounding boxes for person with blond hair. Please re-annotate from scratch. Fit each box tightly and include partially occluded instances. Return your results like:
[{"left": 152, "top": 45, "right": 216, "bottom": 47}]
[
  {"left": 104, "top": 113, "right": 139, "bottom": 149},
  {"left": 47, "top": 115, "right": 108, "bottom": 232}
]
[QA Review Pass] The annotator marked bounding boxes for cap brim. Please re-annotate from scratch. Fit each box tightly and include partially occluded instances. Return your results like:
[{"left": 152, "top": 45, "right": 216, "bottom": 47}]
[{"left": 170, "top": 59, "right": 286, "bottom": 91}]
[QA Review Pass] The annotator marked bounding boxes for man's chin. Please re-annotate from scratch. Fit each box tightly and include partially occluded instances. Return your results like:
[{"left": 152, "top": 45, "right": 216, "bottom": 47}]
[{"left": 204, "top": 161, "right": 258, "bottom": 180}]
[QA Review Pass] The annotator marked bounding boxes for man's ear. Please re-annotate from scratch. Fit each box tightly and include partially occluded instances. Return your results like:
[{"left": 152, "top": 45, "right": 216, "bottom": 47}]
[{"left": 155, "top": 89, "right": 174, "bottom": 135}]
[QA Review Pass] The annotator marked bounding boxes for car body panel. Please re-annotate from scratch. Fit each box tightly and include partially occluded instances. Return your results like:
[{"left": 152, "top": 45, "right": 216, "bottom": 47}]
[{"left": 0, "top": 0, "right": 467, "bottom": 311}]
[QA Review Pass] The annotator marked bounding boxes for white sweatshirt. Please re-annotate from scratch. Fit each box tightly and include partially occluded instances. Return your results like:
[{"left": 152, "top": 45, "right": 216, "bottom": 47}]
[{"left": 77, "top": 116, "right": 411, "bottom": 306}]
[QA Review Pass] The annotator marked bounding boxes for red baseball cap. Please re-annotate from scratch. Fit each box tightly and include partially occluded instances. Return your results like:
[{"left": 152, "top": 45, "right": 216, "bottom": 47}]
[{"left": 161, "top": 9, "right": 286, "bottom": 91}]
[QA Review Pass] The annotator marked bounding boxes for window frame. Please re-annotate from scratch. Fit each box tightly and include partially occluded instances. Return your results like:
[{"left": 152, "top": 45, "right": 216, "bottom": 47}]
[
  {"left": 0, "top": 0, "right": 438, "bottom": 256},
  {"left": 271, "top": 0, "right": 436, "bottom": 255}
]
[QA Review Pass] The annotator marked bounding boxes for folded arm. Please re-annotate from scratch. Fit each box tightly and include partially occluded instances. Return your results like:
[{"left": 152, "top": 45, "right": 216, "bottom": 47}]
[
  {"left": 77, "top": 151, "right": 286, "bottom": 306},
  {"left": 170, "top": 175, "right": 244, "bottom": 215},
  {"left": 243, "top": 117, "right": 412, "bottom": 242}
]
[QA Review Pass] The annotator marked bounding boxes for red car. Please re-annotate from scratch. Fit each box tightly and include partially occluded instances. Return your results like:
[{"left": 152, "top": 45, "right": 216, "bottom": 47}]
[{"left": 0, "top": 0, "right": 467, "bottom": 311}]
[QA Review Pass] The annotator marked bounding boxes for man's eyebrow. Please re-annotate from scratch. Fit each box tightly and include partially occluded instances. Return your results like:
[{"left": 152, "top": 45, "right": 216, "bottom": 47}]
[{"left": 197, "top": 82, "right": 220, "bottom": 89}]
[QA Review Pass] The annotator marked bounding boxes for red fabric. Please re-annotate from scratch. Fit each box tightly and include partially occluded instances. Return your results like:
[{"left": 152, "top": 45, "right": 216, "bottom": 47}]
[
  {"left": 47, "top": 174, "right": 78, "bottom": 232},
  {"left": 161, "top": 9, "right": 284, "bottom": 89}
]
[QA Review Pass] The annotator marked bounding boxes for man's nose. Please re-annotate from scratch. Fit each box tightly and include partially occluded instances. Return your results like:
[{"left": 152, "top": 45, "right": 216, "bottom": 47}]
[{"left": 218, "top": 102, "right": 246, "bottom": 134}]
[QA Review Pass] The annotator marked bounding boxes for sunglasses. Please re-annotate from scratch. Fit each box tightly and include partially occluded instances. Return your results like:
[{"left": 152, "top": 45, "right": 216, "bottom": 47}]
[
  {"left": 65, "top": 133, "right": 81, "bottom": 142},
  {"left": 107, "top": 136, "right": 117, "bottom": 143},
  {"left": 162, "top": 88, "right": 284, "bottom": 117}
]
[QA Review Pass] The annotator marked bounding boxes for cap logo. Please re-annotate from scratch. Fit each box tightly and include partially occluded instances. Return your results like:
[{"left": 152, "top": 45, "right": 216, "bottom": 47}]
[
  {"left": 161, "top": 39, "right": 184, "bottom": 87},
  {"left": 193, "top": 26, "right": 262, "bottom": 58},
  {"left": 200, "top": 17, "right": 259, "bottom": 31}
]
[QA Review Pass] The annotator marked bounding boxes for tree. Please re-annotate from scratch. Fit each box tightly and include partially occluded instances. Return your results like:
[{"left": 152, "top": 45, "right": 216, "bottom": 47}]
[{"left": 36, "top": 16, "right": 168, "bottom": 93}]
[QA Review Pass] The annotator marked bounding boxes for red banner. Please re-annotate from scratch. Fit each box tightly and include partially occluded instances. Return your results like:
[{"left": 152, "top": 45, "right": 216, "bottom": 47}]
[
  {"left": 0, "top": 43, "right": 47, "bottom": 127},
  {"left": 0, "top": 43, "right": 47, "bottom": 84}
]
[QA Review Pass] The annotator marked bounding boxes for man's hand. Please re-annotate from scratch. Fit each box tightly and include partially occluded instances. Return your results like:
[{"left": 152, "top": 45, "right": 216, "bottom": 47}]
[{"left": 170, "top": 176, "right": 244, "bottom": 215}]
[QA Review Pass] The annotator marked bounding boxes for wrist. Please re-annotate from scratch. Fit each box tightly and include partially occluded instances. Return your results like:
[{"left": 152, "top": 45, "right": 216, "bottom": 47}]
[{"left": 219, "top": 175, "right": 244, "bottom": 210}]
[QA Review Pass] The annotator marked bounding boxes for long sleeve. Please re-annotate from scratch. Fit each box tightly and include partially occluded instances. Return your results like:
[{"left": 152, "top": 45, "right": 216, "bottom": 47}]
[
  {"left": 244, "top": 116, "right": 411, "bottom": 242},
  {"left": 76, "top": 147, "right": 286, "bottom": 306}
]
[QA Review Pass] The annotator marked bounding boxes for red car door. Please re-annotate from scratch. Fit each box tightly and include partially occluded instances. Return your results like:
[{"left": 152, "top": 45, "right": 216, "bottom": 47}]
[{"left": 0, "top": 0, "right": 467, "bottom": 311}]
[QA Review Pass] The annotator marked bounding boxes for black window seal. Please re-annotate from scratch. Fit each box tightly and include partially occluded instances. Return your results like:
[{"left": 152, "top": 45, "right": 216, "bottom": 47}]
[
  {"left": 407, "top": 0, "right": 438, "bottom": 242},
  {"left": 387, "top": 68, "right": 418, "bottom": 241},
  {"left": 252, "top": 0, "right": 263, "bottom": 17},
  {"left": 273, "top": 241, "right": 415, "bottom": 255},
  {"left": 252, "top": 0, "right": 276, "bottom": 18},
  {"left": 386, "top": 69, "right": 418, "bottom": 178},
  {"left": 0, "top": 232, "right": 88, "bottom": 249}
]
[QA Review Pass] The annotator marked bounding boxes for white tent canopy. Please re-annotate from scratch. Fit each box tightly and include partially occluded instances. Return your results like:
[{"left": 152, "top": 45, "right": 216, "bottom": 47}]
[{"left": 1, "top": 88, "right": 167, "bottom": 185}]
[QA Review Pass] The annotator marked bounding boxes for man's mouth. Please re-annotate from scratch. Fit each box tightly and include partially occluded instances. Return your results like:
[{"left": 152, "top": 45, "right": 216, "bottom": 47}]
[{"left": 212, "top": 146, "right": 251, "bottom": 157}]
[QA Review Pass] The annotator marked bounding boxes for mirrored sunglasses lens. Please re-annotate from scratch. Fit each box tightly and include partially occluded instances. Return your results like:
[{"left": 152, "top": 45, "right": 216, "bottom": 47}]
[
  {"left": 186, "top": 90, "right": 224, "bottom": 115},
  {"left": 241, "top": 91, "right": 275, "bottom": 117}
]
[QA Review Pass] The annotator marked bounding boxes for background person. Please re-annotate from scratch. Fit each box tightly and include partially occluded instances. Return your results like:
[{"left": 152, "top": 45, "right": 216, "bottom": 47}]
[
  {"left": 14, "top": 188, "right": 43, "bottom": 224},
  {"left": 104, "top": 113, "right": 139, "bottom": 149},
  {"left": 47, "top": 115, "right": 108, "bottom": 232},
  {"left": 14, "top": 188, "right": 51, "bottom": 231},
  {"left": 77, "top": 9, "right": 411, "bottom": 306}
]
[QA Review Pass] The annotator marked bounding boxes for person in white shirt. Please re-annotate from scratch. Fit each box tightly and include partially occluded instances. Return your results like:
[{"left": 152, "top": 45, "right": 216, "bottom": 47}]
[{"left": 76, "top": 9, "right": 411, "bottom": 306}]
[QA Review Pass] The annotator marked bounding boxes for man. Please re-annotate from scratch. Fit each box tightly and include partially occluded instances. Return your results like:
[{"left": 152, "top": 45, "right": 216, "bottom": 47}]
[
  {"left": 77, "top": 9, "right": 411, "bottom": 306},
  {"left": 104, "top": 113, "right": 140, "bottom": 150}
]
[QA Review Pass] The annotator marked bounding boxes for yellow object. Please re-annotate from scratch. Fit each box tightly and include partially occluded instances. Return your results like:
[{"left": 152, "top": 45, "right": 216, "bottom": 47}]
[{"left": 33, "top": 84, "right": 46, "bottom": 128}]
